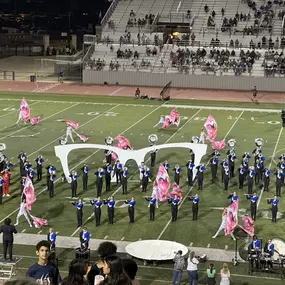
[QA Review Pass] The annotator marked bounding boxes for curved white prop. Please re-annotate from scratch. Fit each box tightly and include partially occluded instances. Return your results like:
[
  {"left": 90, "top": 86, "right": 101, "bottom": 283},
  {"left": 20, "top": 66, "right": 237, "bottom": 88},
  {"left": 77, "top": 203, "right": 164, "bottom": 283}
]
[{"left": 54, "top": 143, "right": 207, "bottom": 183}]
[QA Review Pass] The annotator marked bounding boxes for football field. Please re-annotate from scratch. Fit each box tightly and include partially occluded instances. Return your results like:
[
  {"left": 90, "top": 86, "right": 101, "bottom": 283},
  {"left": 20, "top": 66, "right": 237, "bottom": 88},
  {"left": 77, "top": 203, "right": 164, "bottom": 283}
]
[{"left": 0, "top": 92, "right": 284, "bottom": 254}]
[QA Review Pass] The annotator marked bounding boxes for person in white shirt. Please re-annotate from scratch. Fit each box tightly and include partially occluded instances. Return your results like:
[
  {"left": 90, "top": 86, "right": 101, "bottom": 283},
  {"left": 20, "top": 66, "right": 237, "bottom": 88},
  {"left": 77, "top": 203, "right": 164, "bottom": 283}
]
[
  {"left": 199, "top": 128, "right": 206, "bottom": 144},
  {"left": 66, "top": 126, "right": 74, "bottom": 143},
  {"left": 15, "top": 199, "right": 32, "bottom": 227},
  {"left": 187, "top": 251, "right": 199, "bottom": 285}
]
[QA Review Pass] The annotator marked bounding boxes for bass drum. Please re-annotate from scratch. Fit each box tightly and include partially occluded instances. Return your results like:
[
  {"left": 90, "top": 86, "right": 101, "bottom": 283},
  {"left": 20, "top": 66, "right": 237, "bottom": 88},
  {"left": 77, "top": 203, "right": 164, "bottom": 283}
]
[{"left": 272, "top": 238, "right": 285, "bottom": 261}]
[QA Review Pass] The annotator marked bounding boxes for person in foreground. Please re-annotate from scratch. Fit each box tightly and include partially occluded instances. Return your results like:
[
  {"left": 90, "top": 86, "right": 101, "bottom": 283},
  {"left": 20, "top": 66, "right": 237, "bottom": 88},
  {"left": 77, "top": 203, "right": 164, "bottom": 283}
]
[
  {"left": 26, "top": 240, "right": 61, "bottom": 285},
  {"left": 0, "top": 218, "right": 17, "bottom": 261},
  {"left": 172, "top": 250, "right": 185, "bottom": 285},
  {"left": 220, "top": 263, "right": 230, "bottom": 285},
  {"left": 206, "top": 263, "right": 216, "bottom": 285},
  {"left": 187, "top": 251, "right": 199, "bottom": 285},
  {"left": 62, "top": 259, "right": 89, "bottom": 285},
  {"left": 122, "top": 258, "right": 140, "bottom": 285}
]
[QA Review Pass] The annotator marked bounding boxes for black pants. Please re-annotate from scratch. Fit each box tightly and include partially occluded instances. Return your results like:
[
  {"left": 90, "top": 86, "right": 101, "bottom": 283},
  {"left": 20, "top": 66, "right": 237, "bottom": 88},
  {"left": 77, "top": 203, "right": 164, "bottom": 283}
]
[
  {"left": 49, "top": 181, "right": 54, "bottom": 198},
  {"left": 264, "top": 177, "right": 270, "bottom": 191},
  {"left": 255, "top": 171, "right": 261, "bottom": 185},
  {"left": 248, "top": 180, "right": 253, "bottom": 194},
  {"left": 211, "top": 166, "right": 217, "bottom": 182},
  {"left": 251, "top": 203, "right": 257, "bottom": 220},
  {"left": 276, "top": 181, "right": 282, "bottom": 197},
  {"left": 37, "top": 168, "right": 42, "bottom": 181},
  {"left": 3, "top": 240, "right": 13, "bottom": 260},
  {"left": 192, "top": 205, "right": 198, "bottom": 220},
  {"left": 122, "top": 177, "right": 127, "bottom": 194},
  {"left": 96, "top": 180, "right": 103, "bottom": 197},
  {"left": 72, "top": 181, "right": 77, "bottom": 198},
  {"left": 83, "top": 174, "right": 88, "bottom": 190},
  {"left": 239, "top": 175, "right": 244, "bottom": 189},
  {"left": 105, "top": 174, "right": 111, "bottom": 191},
  {"left": 171, "top": 204, "right": 178, "bottom": 222},
  {"left": 77, "top": 209, "right": 83, "bottom": 227},
  {"left": 95, "top": 208, "right": 101, "bottom": 226},
  {"left": 224, "top": 177, "right": 229, "bottom": 190},
  {"left": 128, "top": 206, "right": 135, "bottom": 223},
  {"left": 272, "top": 206, "right": 278, "bottom": 223},
  {"left": 108, "top": 207, "right": 114, "bottom": 224},
  {"left": 187, "top": 169, "right": 193, "bottom": 186},
  {"left": 149, "top": 204, "right": 155, "bottom": 220},
  {"left": 142, "top": 178, "right": 148, "bottom": 192},
  {"left": 198, "top": 178, "right": 203, "bottom": 190},
  {"left": 115, "top": 171, "right": 122, "bottom": 184},
  {"left": 46, "top": 175, "right": 50, "bottom": 191},
  {"left": 150, "top": 152, "right": 156, "bottom": 167},
  {"left": 230, "top": 164, "right": 235, "bottom": 178},
  {"left": 174, "top": 174, "right": 180, "bottom": 185}
]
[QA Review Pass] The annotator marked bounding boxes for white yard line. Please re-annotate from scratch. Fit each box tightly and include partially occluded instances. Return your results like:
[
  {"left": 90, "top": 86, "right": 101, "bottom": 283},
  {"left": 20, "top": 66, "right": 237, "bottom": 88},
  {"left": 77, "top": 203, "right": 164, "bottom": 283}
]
[
  {"left": 109, "top": 87, "right": 125, "bottom": 96},
  {"left": 0, "top": 103, "right": 80, "bottom": 141},
  {"left": 257, "top": 127, "right": 283, "bottom": 209},
  {"left": 157, "top": 111, "right": 245, "bottom": 240}
]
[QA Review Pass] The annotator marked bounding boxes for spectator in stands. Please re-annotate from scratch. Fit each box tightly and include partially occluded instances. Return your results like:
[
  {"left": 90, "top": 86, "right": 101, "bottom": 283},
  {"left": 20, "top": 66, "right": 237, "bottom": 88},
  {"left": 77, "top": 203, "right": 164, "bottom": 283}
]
[
  {"left": 221, "top": 7, "right": 225, "bottom": 16},
  {"left": 62, "top": 259, "right": 89, "bottom": 285},
  {"left": 204, "top": 4, "right": 209, "bottom": 13},
  {"left": 130, "top": 10, "right": 135, "bottom": 17},
  {"left": 186, "top": 10, "right": 191, "bottom": 18}
]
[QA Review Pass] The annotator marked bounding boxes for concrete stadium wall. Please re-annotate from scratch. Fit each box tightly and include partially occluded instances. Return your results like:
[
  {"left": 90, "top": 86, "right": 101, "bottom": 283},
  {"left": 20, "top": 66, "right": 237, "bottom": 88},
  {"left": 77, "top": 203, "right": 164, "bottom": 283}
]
[{"left": 82, "top": 70, "right": 285, "bottom": 92}]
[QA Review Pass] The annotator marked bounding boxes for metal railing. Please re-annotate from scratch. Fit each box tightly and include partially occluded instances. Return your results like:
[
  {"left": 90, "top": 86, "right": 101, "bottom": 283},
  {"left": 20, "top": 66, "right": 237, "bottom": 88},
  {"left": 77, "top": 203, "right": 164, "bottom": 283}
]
[
  {"left": 56, "top": 50, "right": 83, "bottom": 62},
  {"left": 100, "top": 0, "right": 121, "bottom": 27}
]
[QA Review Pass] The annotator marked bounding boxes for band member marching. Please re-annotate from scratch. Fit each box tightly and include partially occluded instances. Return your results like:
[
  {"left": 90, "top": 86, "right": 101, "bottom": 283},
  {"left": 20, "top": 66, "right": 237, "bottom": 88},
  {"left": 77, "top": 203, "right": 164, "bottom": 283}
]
[
  {"left": 28, "top": 168, "right": 36, "bottom": 184},
  {"left": 125, "top": 197, "right": 136, "bottom": 223},
  {"left": 151, "top": 181, "right": 159, "bottom": 208},
  {"left": 35, "top": 155, "right": 44, "bottom": 181},
  {"left": 15, "top": 198, "right": 32, "bottom": 227},
  {"left": 255, "top": 160, "right": 263, "bottom": 185},
  {"left": 104, "top": 196, "right": 115, "bottom": 224},
  {"left": 72, "top": 199, "right": 84, "bottom": 228},
  {"left": 145, "top": 195, "right": 157, "bottom": 221},
  {"left": 105, "top": 163, "right": 113, "bottom": 191},
  {"left": 168, "top": 194, "right": 181, "bottom": 222},
  {"left": 237, "top": 164, "right": 246, "bottom": 189},
  {"left": 247, "top": 166, "right": 255, "bottom": 194},
  {"left": 114, "top": 160, "right": 123, "bottom": 185},
  {"left": 189, "top": 194, "right": 200, "bottom": 220},
  {"left": 49, "top": 167, "right": 56, "bottom": 198},
  {"left": 150, "top": 145, "right": 157, "bottom": 167},
  {"left": 186, "top": 160, "right": 195, "bottom": 187},
  {"left": 199, "top": 128, "right": 206, "bottom": 144},
  {"left": 20, "top": 177, "right": 26, "bottom": 195},
  {"left": 227, "top": 191, "right": 238, "bottom": 204},
  {"left": 277, "top": 159, "right": 285, "bottom": 186},
  {"left": 228, "top": 151, "right": 236, "bottom": 178},
  {"left": 223, "top": 166, "right": 230, "bottom": 190},
  {"left": 220, "top": 159, "right": 228, "bottom": 183},
  {"left": 95, "top": 168, "right": 105, "bottom": 197},
  {"left": 142, "top": 167, "right": 150, "bottom": 192},
  {"left": 173, "top": 164, "right": 182, "bottom": 185},
  {"left": 81, "top": 164, "right": 90, "bottom": 190},
  {"left": 263, "top": 168, "right": 271, "bottom": 191},
  {"left": 275, "top": 168, "right": 283, "bottom": 197},
  {"left": 66, "top": 125, "right": 74, "bottom": 143},
  {"left": 196, "top": 164, "right": 206, "bottom": 190},
  {"left": 90, "top": 197, "right": 102, "bottom": 227},
  {"left": 163, "top": 160, "right": 170, "bottom": 173},
  {"left": 245, "top": 192, "right": 259, "bottom": 221},
  {"left": 190, "top": 149, "right": 195, "bottom": 164},
  {"left": 46, "top": 165, "right": 52, "bottom": 191},
  {"left": 122, "top": 167, "right": 128, "bottom": 194},
  {"left": 267, "top": 196, "right": 279, "bottom": 223},
  {"left": 210, "top": 155, "right": 219, "bottom": 183},
  {"left": 104, "top": 149, "right": 112, "bottom": 165},
  {"left": 70, "top": 171, "right": 78, "bottom": 198}
]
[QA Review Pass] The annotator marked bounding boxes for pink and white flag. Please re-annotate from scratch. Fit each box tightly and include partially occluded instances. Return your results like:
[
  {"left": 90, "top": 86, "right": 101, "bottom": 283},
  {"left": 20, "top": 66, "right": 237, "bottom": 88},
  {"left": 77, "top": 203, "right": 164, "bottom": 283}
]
[
  {"left": 239, "top": 216, "right": 254, "bottom": 237},
  {"left": 57, "top": 120, "right": 79, "bottom": 129},
  {"left": 156, "top": 164, "right": 171, "bottom": 201},
  {"left": 225, "top": 200, "right": 239, "bottom": 236},
  {"left": 211, "top": 140, "right": 225, "bottom": 150},
  {"left": 30, "top": 117, "right": 41, "bottom": 125},
  {"left": 29, "top": 214, "right": 48, "bottom": 228},
  {"left": 23, "top": 176, "right": 36, "bottom": 211},
  {"left": 204, "top": 115, "right": 217, "bottom": 140},
  {"left": 19, "top": 99, "right": 31, "bottom": 121},
  {"left": 169, "top": 182, "right": 183, "bottom": 199},
  {"left": 161, "top": 109, "right": 180, "bottom": 129},
  {"left": 115, "top": 136, "right": 131, "bottom": 150}
]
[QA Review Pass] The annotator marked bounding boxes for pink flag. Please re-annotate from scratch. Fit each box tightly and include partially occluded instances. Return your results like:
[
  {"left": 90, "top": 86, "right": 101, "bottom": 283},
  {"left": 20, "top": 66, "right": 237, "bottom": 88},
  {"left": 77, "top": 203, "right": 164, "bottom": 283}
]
[
  {"left": 29, "top": 215, "right": 48, "bottom": 228},
  {"left": 161, "top": 109, "right": 180, "bottom": 129},
  {"left": 225, "top": 200, "right": 239, "bottom": 236},
  {"left": 156, "top": 164, "right": 171, "bottom": 201},
  {"left": 239, "top": 216, "right": 254, "bottom": 237},
  {"left": 23, "top": 176, "right": 36, "bottom": 211},
  {"left": 57, "top": 120, "right": 79, "bottom": 129},
  {"left": 78, "top": 134, "right": 88, "bottom": 142},
  {"left": 204, "top": 115, "right": 217, "bottom": 140},
  {"left": 112, "top": 152, "right": 118, "bottom": 161},
  {"left": 30, "top": 117, "right": 40, "bottom": 125},
  {"left": 169, "top": 182, "right": 183, "bottom": 199},
  {"left": 19, "top": 99, "right": 31, "bottom": 121},
  {"left": 211, "top": 140, "right": 225, "bottom": 150},
  {"left": 115, "top": 136, "right": 131, "bottom": 150}
]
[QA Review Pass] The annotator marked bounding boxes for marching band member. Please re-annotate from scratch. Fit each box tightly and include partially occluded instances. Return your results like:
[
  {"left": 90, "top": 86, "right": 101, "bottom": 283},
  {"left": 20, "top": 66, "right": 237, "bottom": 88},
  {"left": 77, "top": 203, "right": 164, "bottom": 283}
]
[
  {"left": 1, "top": 169, "right": 10, "bottom": 197},
  {"left": 46, "top": 164, "right": 52, "bottom": 190},
  {"left": 142, "top": 167, "right": 150, "bottom": 193},
  {"left": 125, "top": 197, "right": 136, "bottom": 223},
  {"left": 163, "top": 160, "right": 170, "bottom": 173},
  {"left": 263, "top": 168, "right": 271, "bottom": 191},
  {"left": 264, "top": 239, "right": 275, "bottom": 257},
  {"left": 104, "top": 196, "right": 115, "bottom": 224},
  {"left": 189, "top": 149, "right": 195, "bottom": 164},
  {"left": 90, "top": 197, "right": 103, "bottom": 227},
  {"left": 151, "top": 181, "right": 159, "bottom": 208},
  {"left": 48, "top": 167, "right": 56, "bottom": 198},
  {"left": 69, "top": 171, "right": 78, "bottom": 198},
  {"left": 105, "top": 163, "right": 113, "bottom": 191},
  {"left": 66, "top": 125, "right": 74, "bottom": 143},
  {"left": 95, "top": 168, "right": 105, "bottom": 197},
  {"left": 275, "top": 168, "right": 283, "bottom": 197},
  {"left": 168, "top": 194, "right": 181, "bottom": 222},
  {"left": 212, "top": 208, "right": 236, "bottom": 240},
  {"left": 23, "top": 161, "right": 32, "bottom": 177},
  {"left": 72, "top": 199, "right": 84, "bottom": 228},
  {"left": 35, "top": 155, "right": 44, "bottom": 181},
  {"left": 145, "top": 194, "right": 157, "bottom": 221},
  {"left": 247, "top": 166, "right": 255, "bottom": 194},
  {"left": 267, "top": 196, "right": 279, "bottom": 223},
  {"left": 245, "top": 192, "right": 259, "bottom": 220},
  {"left": 0, "top": 176, "right": 4, "bottom": 203},
  {"left": 81, "top": 164, "right": 90, "bottom": 190},
  {"left": 252, "top": 147, "right": 261, "bottom": 164},
  {"left": 15, "top": 198, "right": 32, "bottom": 227},
  {"left": 121, "top": 167, "right": 128, "bottom": 194},
  {"left": 173, "top": 164, "right": 182, "bottom": 185},
  {"left": 139, "top": 161, "right": 146, "bottom": 187},
  {"left": 150, "top": 145, "right": 157, "bottom": 167},
  {"left": 196, "top": 164, "right": 206, "bottom": 190},
  {"left": 212, "top": 150, "right": 220, "bottom": 157},
  {"left": 220, "top": 159, "right": 228, "bottom": 183},
  {"left": 255, "top": 160, "right": 263, "bottom": 185},
  {"left": 227, "top": 191, "right": 238, "bottom": 204},
  {"left": 104, "top": 149, "right": 112, "bottom": 165},
  {"left": 114, "top": 160, "right": 123, "bottom": 185},
  {"left": 237, "top": 164, "right": 246, "bottom": 189},
  {"left": 28, "top": 168, "right": 36, "bottom": 184},
  {"left": 228, "top": 151, "right": 236, "bottom": 178},
  {"left": 251, "top": 235, "right": 261, "bottom": 253},
  {"left": 186, "top": 160, "right": 195, "bottom": 187},
  {"left": 223, "top": 166, "right": 230, "bottom": 190},
  {"left": 189, "top": 194, "right": 200, "bottom": 220},
  {"left": 210, "top": 155, "right": 219, "bottom": 183},
  {"left": 80, "top": 227, "right": 90, "bottom": 249},
  {"left": 199, "top": 128, "right": 206, "bottom": 144},
  {"left": 18, "top": 151, "right": 27, "bottom": 176},
  {"left": 47, "top": 228, "right": 57, "bottom": 250},
  {"left": 278, "top": 159, "right": 285, "bottom": 186}
]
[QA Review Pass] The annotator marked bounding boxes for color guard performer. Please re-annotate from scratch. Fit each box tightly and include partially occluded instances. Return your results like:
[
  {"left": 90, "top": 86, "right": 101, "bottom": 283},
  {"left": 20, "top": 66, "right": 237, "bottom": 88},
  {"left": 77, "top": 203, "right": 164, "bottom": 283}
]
[
  {"left": 125, "top": 197, "right": 136, "bottom": 223},
  {"left": 189, "top": 194, "right": 200, "bottom": 220},
  {"left": 186, "top": 160, "right": 195, "bottom": 187},
  {"left": 168, "top": 194, "right": 181, "bottom": 222},
  {"left": 199, "top": 128, "right": 206, "bottom": 144},
  {"left": 81, "top": 164, "right": 90, "bottom": 190},
  {"left": 145, "top": 195, "right": 157, "bottom": 221},
  {"left": 105, "top": 163, "right": 113, "bottom": 191},
  {"left": 66, "top": 125, "right": 74, "bottom": 143},
  {"left": 210, "top": 155, "right": 219, "bottom": 183},
  {"left": 15, "top": 198, "right": 32, "bottom": 227},
  {"left": 104, "top": 149, "right": 112, "bottom": 165},
  {"left": 237, "top": 164, "right": 246, "bottom": 189},
  {"left": 223, "top": 166, "right": 230, "bottom": 190},
  {"left": 196, "top": 164, "right": 206, "bottom": 190},
  {"left": 72, "top": 199, "right": 84, "bottom": 228},
  {"left": 275, "top": 168, "right": 283, "bottom": 197},
  {"left": 247, "top": 166, "right": 255, "bottom": 194},
  {"left": 156, "top": 115, "right": 165, "bottom": 128},
  {"left": 1, "top": 169, "right": 10, "bottom": 197},
  {"left": 263, "top": 168, "right": 271, "bottom": 191},
  {"left": 251, "top": 86, "right": 258, "bottom": 102},
  {"left": 277, "top": 159, "right": 285, "bottom": 186},
  {"left": 70, "top": 171, "right": 78, "bottom": 198},
  {"left": 267, "top": 196, "right": 279, "bottom": 223},
  {"left": 245, "top": 192, "right": 259, "bottom": 220},
  {"left": 121, "top": 167, "right": 128, "bottom": 194},
  {"left": 35, "top": 155, "right": 44, "bottom": 181},
  {"left": 173, "top": 164, "right": 182, "bottom": 185},
  {"left": 95, "top": 168, "right": 105, "bottom": 197},
  {"left": 114, "top": 160, "right": 123, "bottom": 185},
  {"left": 90, "top": 197, "right": 102, "bottom": 227},
  {"left": 104, "top": 196, "right": 115, "bottom": 224},
  {"left": 141, "top": 167, "right": 150, "bottom": 192}
]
